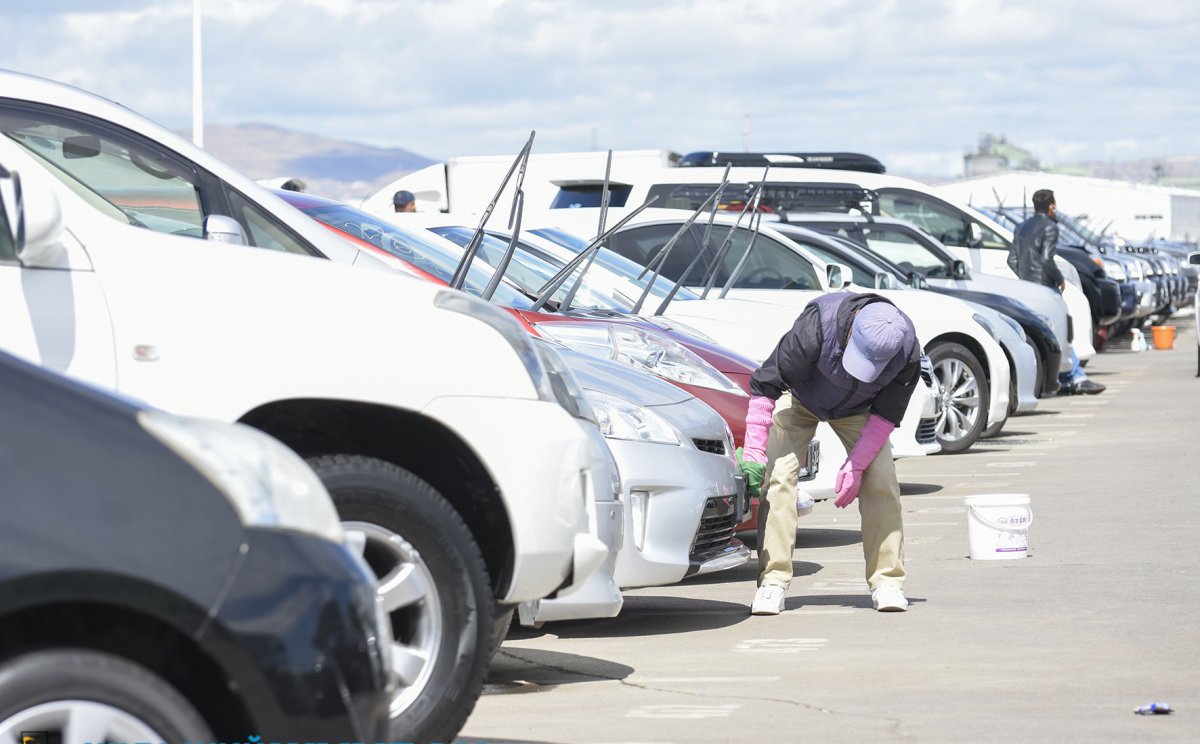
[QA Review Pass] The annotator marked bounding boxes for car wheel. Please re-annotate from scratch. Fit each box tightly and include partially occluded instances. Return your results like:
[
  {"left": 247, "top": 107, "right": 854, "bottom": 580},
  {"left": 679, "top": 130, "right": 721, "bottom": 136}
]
[
  {"left": 0, "top": 650, "right": 212, "bottom": 744},
  {"left": 491, "top": 606, "right": 516, "bottom": 658},
  {"left": 928, "top": 342, "right": 989, "bottom": 454},
  {"left": 308, "top": 455, "right": 492, "bottom": 744}
]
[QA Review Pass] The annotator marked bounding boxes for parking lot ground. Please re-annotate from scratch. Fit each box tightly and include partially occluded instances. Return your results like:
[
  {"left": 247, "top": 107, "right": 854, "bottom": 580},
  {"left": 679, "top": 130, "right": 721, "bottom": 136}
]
[{"left": 461, "top": 321, "right": 1199, "bottom": 744}]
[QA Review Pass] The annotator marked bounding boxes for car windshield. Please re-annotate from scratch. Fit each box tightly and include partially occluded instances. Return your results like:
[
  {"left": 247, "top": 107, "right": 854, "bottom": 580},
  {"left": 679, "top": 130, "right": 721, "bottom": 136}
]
[
  {"left": 429, "top": 226, "right": 622, "bottom": 311},
  {"left": 879, "top": 188, "right": 1009, "bottom": 250},
  {"left": 529, "top": 226, "right": 701, "bottom": 302},
  {"left": 300, "top": 204, "right": 535, "bottom": 308}
]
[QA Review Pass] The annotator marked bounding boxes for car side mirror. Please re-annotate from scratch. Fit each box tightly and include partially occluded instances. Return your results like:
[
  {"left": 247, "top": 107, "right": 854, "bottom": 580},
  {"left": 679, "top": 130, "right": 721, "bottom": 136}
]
[
  {"left": 826, "top": 263, "right": 850, "bottom": 290},
  {"left": 1188, "top": 251, "right": 1200, "bottom": 266},
  {"left": 967, "top": 222, "right": 983, "bottom": 248},
  {"left": 4, "top": 167, "right": 67, "bottom": 266},
  {"left": 951, "top": 259, "right": 968, "bottom": 278},
  {"left": 909, "top": 273, "right": 928, "bottom": 290},
  {"left": 204, "top": 214, "right": 247, "bottom": 245},
  {"left": 873, "top": 272, "right": 896, "bottom": 290}
]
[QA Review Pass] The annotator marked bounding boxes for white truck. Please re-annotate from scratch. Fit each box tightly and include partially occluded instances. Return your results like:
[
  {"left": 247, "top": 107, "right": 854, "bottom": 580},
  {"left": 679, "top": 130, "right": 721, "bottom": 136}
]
[{"left": 0, "top": 70, "right": 608, "bottom": 744}]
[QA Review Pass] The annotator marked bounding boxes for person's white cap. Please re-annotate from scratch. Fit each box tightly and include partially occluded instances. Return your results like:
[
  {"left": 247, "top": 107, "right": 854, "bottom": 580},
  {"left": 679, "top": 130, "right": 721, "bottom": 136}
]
[{"left": 842, "top": 303, "right": 906, "bottom": 382}]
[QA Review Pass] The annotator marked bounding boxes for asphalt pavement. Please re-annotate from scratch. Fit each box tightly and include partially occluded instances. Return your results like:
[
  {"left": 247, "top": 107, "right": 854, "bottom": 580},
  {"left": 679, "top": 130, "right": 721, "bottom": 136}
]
[{"left": 462, "top": 319, "right": 1199, "bottom": 743}]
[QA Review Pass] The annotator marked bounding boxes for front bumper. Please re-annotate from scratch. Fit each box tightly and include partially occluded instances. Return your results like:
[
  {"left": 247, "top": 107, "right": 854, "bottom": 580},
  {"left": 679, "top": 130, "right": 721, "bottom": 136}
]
[
  {"left": 607, "top": 410, "right": 748, "bottom": 589},
  {"left": 422, "top": 397, "right": 599, "bottom": 603},
  {"left": 201, "top": 529, "right": 391, "bottom": 743},
  {"left": 1002, "top": 334, "right": 1040, "bottom": 415}
]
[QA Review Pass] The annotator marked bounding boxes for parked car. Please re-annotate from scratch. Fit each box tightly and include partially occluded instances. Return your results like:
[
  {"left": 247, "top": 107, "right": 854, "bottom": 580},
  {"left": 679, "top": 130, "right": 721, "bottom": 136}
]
[
  {"left": 774, "top": 212, "right": 1064, "bottom": 398},
  {"left": 272, "top": 189, "right": 751, "bottom": 610},
  {"left": 0, "top": 70, "right": 610, "bottom": 744},
  {"left": 566, "top": 165, "right": 1097, "bottom": 367},
  {"left": 1191, "top": 252, "right": 1200, "bottom": 375},
  {"left": 0, "top": 348, "right": 391, "bottom": 743}
]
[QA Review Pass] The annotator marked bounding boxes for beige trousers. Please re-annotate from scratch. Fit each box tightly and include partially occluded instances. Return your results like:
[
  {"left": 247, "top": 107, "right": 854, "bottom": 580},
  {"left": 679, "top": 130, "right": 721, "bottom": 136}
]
[{"left": 758, "top": 393, "right": 905, "bottom": 591}]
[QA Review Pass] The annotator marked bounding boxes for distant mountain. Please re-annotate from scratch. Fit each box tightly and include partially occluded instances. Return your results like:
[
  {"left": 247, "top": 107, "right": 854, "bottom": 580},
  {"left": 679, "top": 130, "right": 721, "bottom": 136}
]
[{"left": 193, "top": 123, "right": 435, "bottom": 203}]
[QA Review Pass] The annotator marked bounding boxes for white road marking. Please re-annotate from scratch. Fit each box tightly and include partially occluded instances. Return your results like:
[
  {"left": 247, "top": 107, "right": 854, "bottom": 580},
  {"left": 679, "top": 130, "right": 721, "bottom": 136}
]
[
  {"left": 626, "top": 704, "right": 740, "bottom": 719},
  {"left": 953, "top": 482, "right": 1011, "bottom": 488},
  {"left": 987, "top": 461, "right": 1036, "bottom": 467},
  {"left": 903, "top": 521, "right": 960, "bottom": 526},
  {"left": 901, "top": 494, "right": 962, "bottom": 500},
  {"left": 911, "top": 506, "right": 966, "bottom": 514},
  {"left": 808, "top": 578, "right": 865, "bottom": 593},
  {"left": 633, "top": 676, "right": 782, "bottom": 684},
  {"left": 735, "top": 638, "right": 829, "bottom": 653}
]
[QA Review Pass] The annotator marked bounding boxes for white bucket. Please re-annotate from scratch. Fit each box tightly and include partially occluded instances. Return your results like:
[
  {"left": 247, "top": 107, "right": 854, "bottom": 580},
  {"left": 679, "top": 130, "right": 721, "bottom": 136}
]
[{"left": 964, "top": 494, "right": 1032, "bottom": 560}]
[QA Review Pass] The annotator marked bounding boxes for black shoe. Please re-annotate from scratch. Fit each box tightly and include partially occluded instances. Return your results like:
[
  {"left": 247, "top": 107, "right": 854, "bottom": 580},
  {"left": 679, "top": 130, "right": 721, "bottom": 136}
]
[
  {"left": 1072, "top": 380, "right": 1106, "bottom": 395},
  {"left": 1057, "top": 383, "right": 1075, "bottom": 396}
]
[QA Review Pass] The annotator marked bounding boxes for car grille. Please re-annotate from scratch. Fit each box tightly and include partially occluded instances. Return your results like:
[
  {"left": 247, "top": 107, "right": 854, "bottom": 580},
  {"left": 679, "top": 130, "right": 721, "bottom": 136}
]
[
  {"left": 689, "top": 497, "right": 737, "bottom": 565},
  {"left": 917, "top": 417, "right": 938, "bottom": 444},
  {"left": 692, "top": 438, "right": 726, "bottom": 455}
]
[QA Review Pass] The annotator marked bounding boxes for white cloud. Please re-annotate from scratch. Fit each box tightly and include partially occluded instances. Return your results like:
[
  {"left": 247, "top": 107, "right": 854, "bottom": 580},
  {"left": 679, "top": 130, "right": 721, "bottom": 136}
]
[{"left": 1, "top": 0, "right": 1198, "bottom": 177}]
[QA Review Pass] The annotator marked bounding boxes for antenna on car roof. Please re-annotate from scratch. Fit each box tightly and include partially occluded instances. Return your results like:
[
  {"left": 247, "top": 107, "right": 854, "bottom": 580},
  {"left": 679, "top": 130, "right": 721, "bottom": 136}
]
[
  {"left": 557, "top": 150, "right": 614, "bottom": 312},
  {"left": 718, "top": 167, "right": 770, "bottom": 299},
  {"left": 528, "top": 196, "right": 659, "bottom": 313},
  {"left": 449, "top": 130, "right": 535, "bottom": 291},
  {"left": 630, "top": 178, "right": 727, "bottom": 315}
]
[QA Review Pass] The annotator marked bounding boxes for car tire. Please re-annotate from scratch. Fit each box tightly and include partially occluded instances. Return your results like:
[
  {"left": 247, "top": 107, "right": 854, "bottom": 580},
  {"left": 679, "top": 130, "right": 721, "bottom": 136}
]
[
  {"left": 308, "top": 454, "right": 492, "bottom": 744},
  {"left": 0, "top": 650, "right": 212, "bottom": 744},
  {"left": 928, "top": 342, "right": 989, "bottom": 454},
  {"left": 491, "top": 605, "right": 516, "bottom": 659}
]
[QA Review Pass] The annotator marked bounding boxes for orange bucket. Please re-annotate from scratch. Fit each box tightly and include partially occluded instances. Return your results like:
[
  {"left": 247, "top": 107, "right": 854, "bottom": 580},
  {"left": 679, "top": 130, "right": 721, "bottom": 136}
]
[{"left": 1151, "top": 325, "right": 1176, "bottom": 350}]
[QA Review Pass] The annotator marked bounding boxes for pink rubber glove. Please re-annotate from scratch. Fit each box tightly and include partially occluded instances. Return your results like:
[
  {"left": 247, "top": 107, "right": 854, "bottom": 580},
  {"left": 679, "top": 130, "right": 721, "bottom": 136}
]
[
  {"left": 742, "top": 395, "right": 775, "bottom": 464},
  {"left": 833, "top": 414, "right": 896, "bottom": 508}
]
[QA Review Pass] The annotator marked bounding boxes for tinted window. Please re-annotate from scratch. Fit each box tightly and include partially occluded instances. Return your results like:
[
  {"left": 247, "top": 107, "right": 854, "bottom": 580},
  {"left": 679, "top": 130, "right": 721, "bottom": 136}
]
[
  {"left": 529, "top": 227, "right": 699, "bottom": 302},
  {"left": 859, "top": 226, "right": 949, "bottom": 277},
  {"left": 0, "top": 105, "right": 204, "bottom": 237},
  {"left": 0, "top": 174, "right": 15, "bottom": 262},
  {"left": 550, "top": 184, "right": 631, "bottom": 209},
  {"left": 226, "top": 190, "right": 312, "bottom": 255}
]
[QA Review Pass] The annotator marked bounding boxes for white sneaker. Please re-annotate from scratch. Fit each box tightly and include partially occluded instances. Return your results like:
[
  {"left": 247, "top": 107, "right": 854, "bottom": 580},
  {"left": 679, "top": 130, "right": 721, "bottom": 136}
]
[
  {"left": 751, "top": 584, "right": 786, "bottom": 615},
  {"left": 871, "top": 584, "right": 908, "bottom": 612}
]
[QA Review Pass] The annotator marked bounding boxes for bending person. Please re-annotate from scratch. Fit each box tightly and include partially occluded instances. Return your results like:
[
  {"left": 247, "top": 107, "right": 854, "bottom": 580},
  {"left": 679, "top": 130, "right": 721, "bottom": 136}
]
[{"left": 743, "top": 292, "right": 920, "bottom": 615}]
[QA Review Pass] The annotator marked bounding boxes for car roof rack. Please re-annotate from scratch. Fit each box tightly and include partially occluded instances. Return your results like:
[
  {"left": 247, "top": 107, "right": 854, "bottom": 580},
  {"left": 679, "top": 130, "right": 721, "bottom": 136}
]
[
  {"left": 678, "top": 151, "right": 886, "bottom": 174},
  {"left": 645, "top": 181, "right": 878, "bottom": 215}
]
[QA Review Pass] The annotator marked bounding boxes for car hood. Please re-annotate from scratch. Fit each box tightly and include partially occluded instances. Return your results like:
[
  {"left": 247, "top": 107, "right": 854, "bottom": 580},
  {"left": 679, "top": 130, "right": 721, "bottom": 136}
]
[{"left": 555, "top": 346, "right": 694, "bottom": 407}]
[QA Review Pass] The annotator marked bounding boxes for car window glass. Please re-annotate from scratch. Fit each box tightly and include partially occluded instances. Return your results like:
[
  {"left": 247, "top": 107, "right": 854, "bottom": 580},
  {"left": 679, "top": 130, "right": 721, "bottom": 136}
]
[
  {"left": 225, "top": 190, "right": 313, "bottom": 255},
  {"left": 790, "top": 238, "right": 877, "bottom": 287},
  {"left": 528, "top": 227, "right": 699, "bottom": 302},
  {"left": 0, "top": 179, "right": 15, "bottom": 262},
  {"left": 0, "top": 106, "right": 204, "bottom": 237},
  {"left": 877, "top": 189, "right": 968, "bottom": 248},
  {"left": 860, "top": 227, "right": 947, "bottom": 277}
]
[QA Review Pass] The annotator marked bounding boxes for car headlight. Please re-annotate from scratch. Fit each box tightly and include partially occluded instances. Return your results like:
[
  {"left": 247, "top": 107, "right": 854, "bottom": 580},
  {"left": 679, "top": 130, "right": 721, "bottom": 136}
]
[
  {"left": 138, "top": 411, "right": 342, "bottom": 543},
  {"left": 971, "top": 313, "right": 998, "bottom": 341},
  {"left": 1101, "top": 258, "right": 1127, "bottom": 281},
  {"left": 585, "top": 389, "right": 679, "bottom": 445},
  {"left": 434, "top": 289, "right": 592, "bottom": 419},
  {"left": 535, "top": 322, "right": 746, "bottom": 396}
]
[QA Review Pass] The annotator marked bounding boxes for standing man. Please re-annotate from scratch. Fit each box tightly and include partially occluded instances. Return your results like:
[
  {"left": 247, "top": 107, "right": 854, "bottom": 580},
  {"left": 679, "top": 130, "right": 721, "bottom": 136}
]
[
  {"left": 743, "top": 292, "right": 920, "bottom": 615},
  {"left": 393, "top": 190, "right": 417, "bottom": 213},
  {"left": 1009, "top": 189, "right": 1105, "bottom": 395}
]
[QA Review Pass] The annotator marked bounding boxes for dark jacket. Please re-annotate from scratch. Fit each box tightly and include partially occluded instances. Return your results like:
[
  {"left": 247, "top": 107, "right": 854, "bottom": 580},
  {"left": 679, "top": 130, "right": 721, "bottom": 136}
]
[
  {"left": 749, "top": 292, "right": 921, "bottom": 425},
  {"left": 1008, "top": 212, "right": 1064, "bottom": 289}
]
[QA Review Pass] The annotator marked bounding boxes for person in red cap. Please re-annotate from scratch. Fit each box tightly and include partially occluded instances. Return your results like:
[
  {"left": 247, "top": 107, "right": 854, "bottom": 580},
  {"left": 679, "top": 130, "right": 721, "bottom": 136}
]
[{"left": 743, "top": 292, "right": 920, "bottom": 615}]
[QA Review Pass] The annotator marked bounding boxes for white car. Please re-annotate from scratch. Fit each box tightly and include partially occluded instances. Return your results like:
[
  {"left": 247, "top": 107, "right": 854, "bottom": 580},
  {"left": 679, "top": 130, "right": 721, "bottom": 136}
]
[
  {"left": 1191, "top": 252, "right": 1200, "bottom": 374},
  {"left": 531, "top": 207, "right": 1008, "bottom": 453},
  {"left": 0, "top": 70, "right": 610, "bottom": 744},
  {"left": 544, "top": 163, "right": 1096, "bottom": 366}
]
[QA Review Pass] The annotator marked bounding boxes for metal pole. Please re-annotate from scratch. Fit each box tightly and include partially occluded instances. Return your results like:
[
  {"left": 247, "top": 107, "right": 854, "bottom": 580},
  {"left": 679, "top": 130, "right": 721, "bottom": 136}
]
[{"left": 192, "top": 0, "right": 204, "bottom": 147}]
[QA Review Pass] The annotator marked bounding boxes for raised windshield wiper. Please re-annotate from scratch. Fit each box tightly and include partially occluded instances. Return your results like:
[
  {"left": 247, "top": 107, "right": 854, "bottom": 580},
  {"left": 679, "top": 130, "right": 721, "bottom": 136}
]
[
  {"left": 650, "top": 165, "right": 730, "bottom": 316},
  {"left": 529, "top": 196, "right": 659, "bottom": 313},
  {"left": 449, "top": 130, "right": 534, "bottom": 291},
  {"left": 630, "top": 178, "right": 727, "bottom": 315},
  {"left": 558, "top": 149, "right": 613, "bottom": 312},
  {"left": 718, "top": 166, "right": 770, "bottom": 299},
  {"left": 700, "top": 179, "right": 763, "bottom": 298}
]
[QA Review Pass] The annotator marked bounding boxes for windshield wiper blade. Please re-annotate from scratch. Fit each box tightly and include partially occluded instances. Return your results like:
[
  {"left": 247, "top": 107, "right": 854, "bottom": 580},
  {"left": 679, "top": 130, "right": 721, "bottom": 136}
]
[
  {"left": 719, "top": 169, "right": 770, "bottom": 299},
  {"left": 482, "top": 190, "right": 524, "bottom": 301},
  {"left": 630, "top": 179, "right": 726, "bottom": 314},
  {"left": 652, "top": 165, "right": 730, "bottom": 316},
  {"left": 700, "top": 180, "right": 763, "bottom": 298},
  {"left": 449, "top": 130, "right": 534, "bottom": 290},
  {"left": 558, "top": 149, "right": 613, "bottom": 313},
  {"left": 529, "top": 196, "right": 659, "bottom": 312}
]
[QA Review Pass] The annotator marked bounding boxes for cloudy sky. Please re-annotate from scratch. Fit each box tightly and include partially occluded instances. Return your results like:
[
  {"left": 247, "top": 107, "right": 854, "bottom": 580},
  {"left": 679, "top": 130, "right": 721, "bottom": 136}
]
[{"left": 3, "top": 0, "right": 1198, "bottom": 177}]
